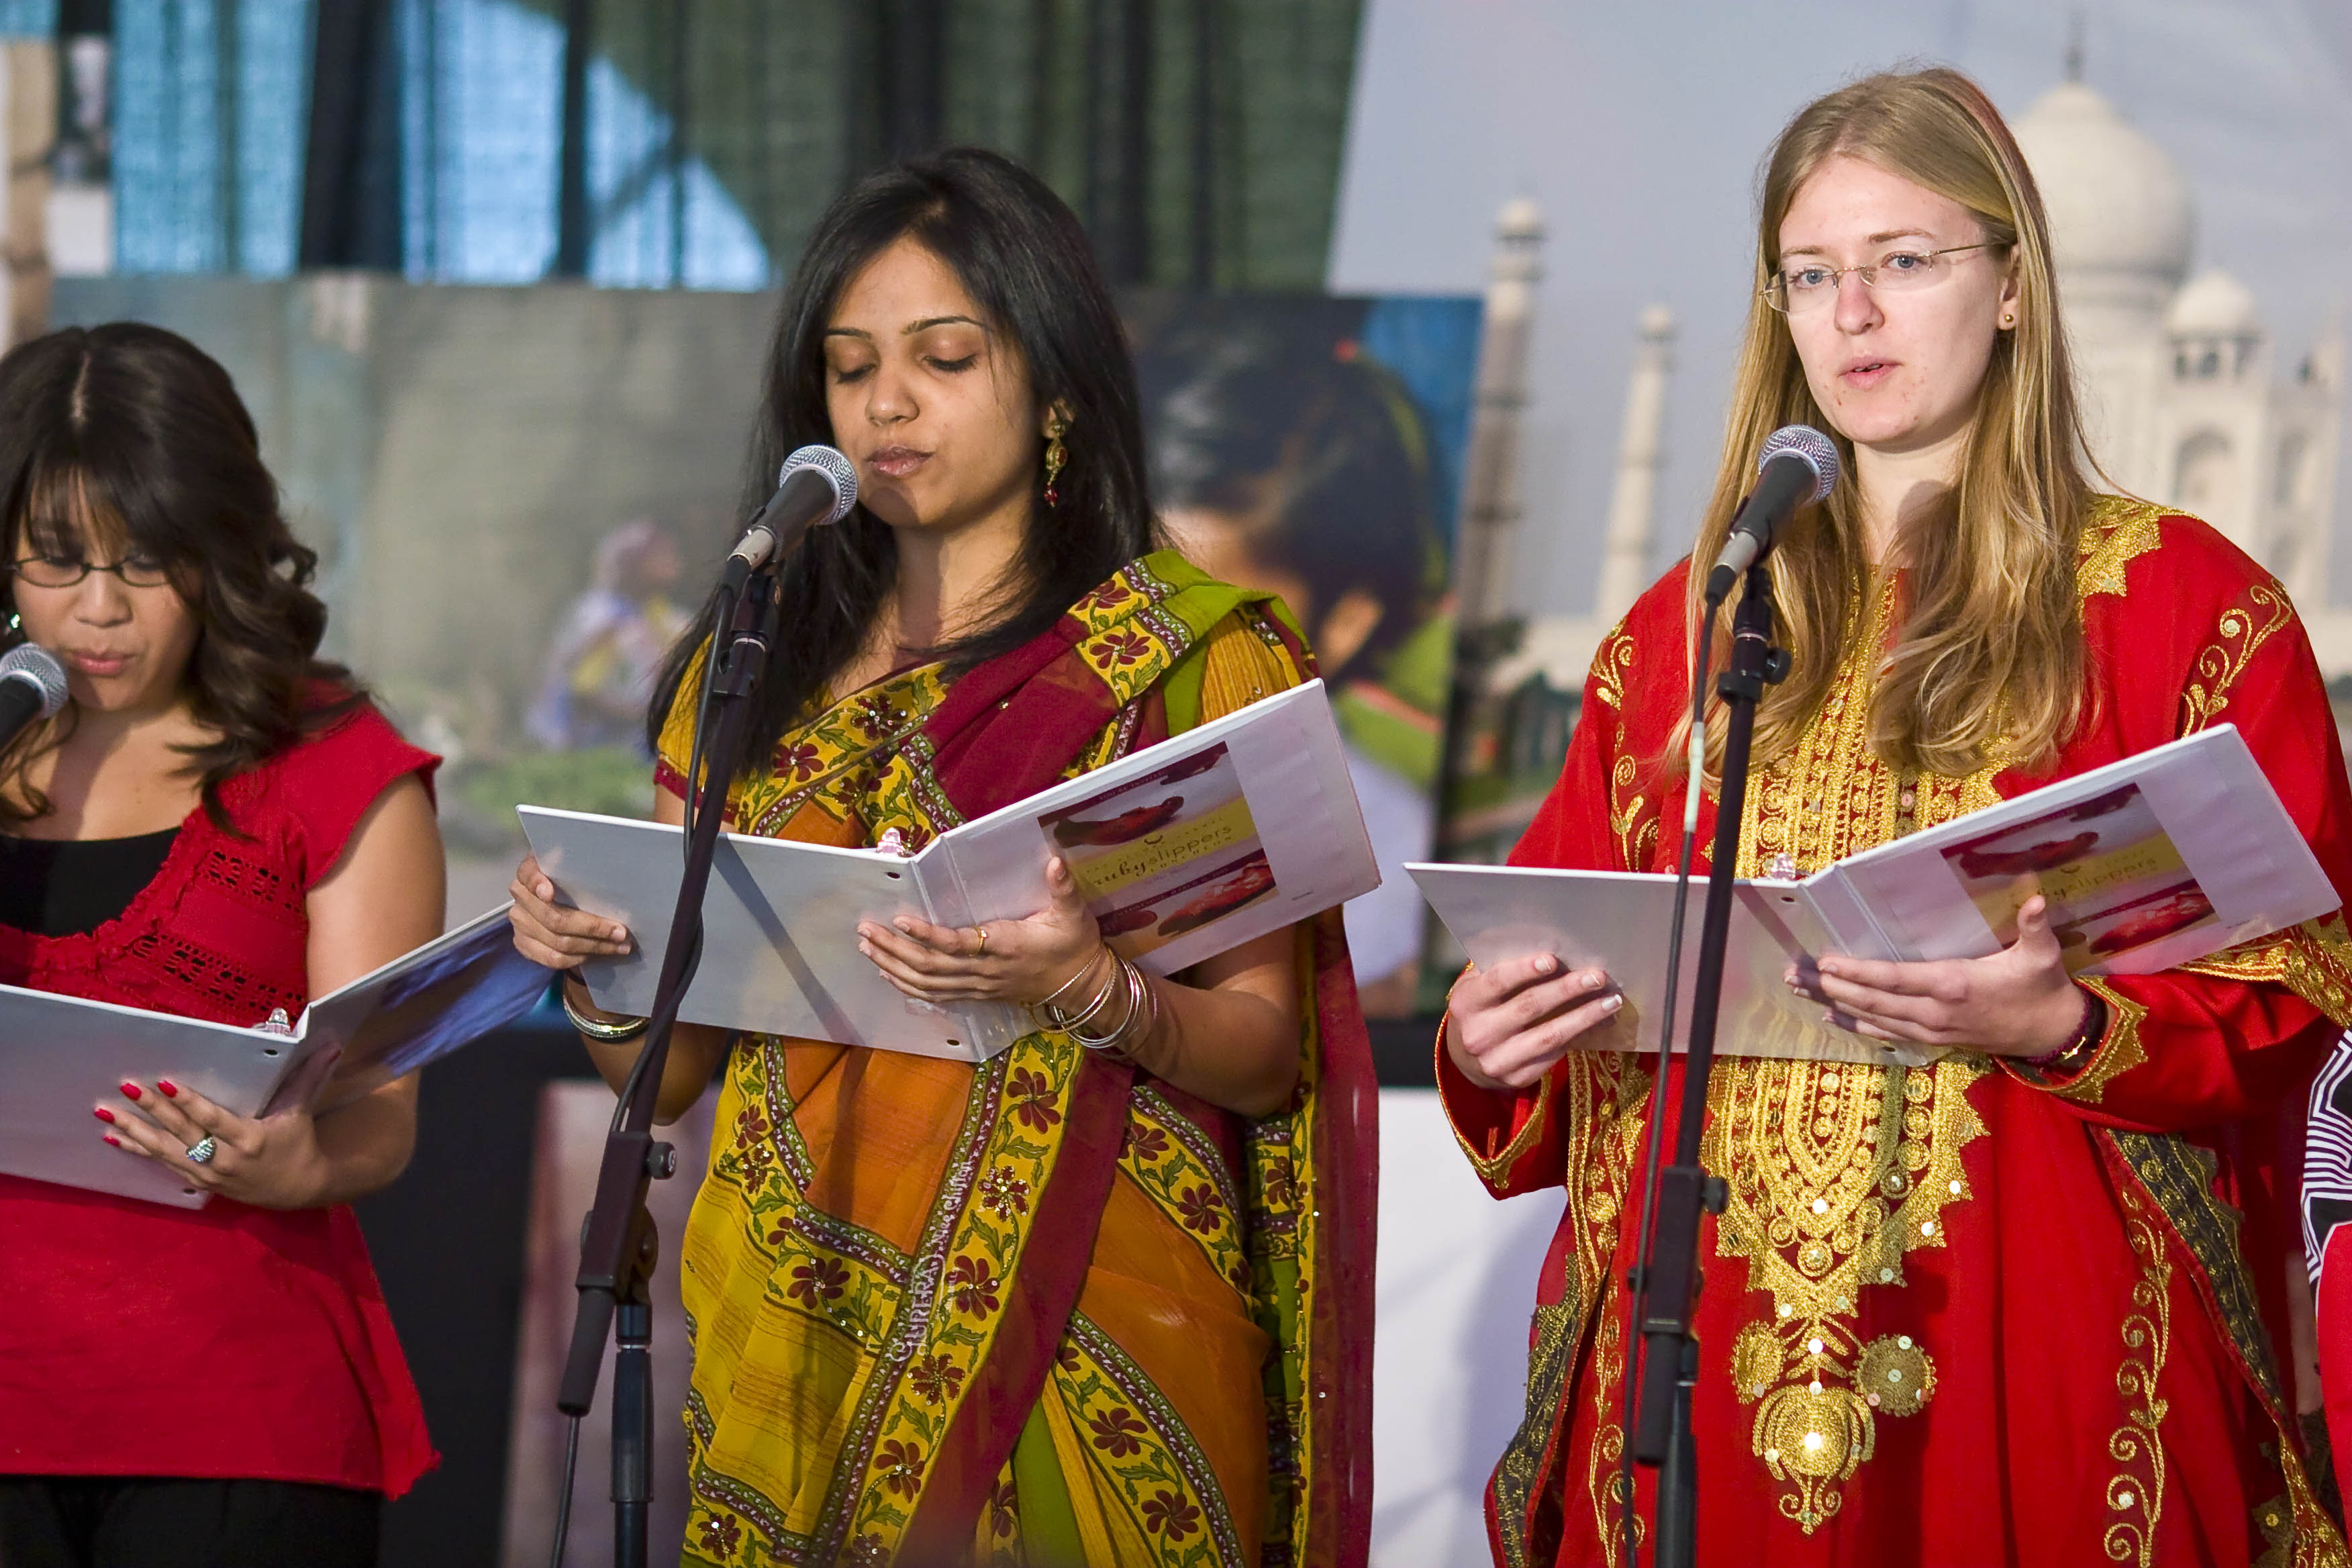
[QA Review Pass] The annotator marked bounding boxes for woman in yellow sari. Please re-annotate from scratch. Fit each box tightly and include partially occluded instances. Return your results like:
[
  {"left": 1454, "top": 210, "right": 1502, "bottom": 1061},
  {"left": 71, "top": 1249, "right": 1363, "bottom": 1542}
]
[{"left": 509, "top": 148, "right": 1374, "bottom": 1567}]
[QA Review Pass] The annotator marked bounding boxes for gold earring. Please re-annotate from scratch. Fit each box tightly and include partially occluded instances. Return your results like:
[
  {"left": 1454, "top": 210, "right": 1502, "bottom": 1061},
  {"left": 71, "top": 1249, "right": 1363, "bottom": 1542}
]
[
  {"left": 2001, "top": 312, "right": 2016, "bottom": 328},
  {"left": 1042, "top": 415, "right": 1068, "bottom": 508}
]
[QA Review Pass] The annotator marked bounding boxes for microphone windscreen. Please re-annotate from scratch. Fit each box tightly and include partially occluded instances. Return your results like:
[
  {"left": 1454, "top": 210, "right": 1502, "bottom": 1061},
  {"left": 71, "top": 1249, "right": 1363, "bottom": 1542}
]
[
  {"left": 0, "top": 642, "right": 68, "bottom": 718},
  {"left": 1756, "top": 425, "right": 1841, "bottom": 503},
  {"left": 779, "top": 444, "right": 860, "bottom": 524}
]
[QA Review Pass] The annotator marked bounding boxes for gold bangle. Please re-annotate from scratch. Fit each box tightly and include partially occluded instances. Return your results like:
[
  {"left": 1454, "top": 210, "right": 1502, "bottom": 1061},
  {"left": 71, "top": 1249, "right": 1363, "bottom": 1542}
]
[{"left": 562, "top": 973, "right": 648, "bottom": 1043}]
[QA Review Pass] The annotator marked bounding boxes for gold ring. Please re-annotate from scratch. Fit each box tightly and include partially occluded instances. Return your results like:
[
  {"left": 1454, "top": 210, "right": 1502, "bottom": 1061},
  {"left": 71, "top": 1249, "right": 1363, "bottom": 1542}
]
[{"left": 975, "top": 928, "right": 989, "bottom": 957}]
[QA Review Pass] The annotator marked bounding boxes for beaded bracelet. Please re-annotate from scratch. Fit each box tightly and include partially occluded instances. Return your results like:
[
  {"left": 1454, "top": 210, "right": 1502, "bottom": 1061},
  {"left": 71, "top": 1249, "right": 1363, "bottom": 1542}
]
[{"left": 2015, "top": 986, "right": 2108, "bottom": 1085}]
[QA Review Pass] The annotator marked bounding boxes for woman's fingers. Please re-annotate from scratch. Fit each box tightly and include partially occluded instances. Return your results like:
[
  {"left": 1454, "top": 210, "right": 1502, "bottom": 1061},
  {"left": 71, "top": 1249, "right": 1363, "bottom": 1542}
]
[
  {"left": 98, "top": 1081, "right": 228, "bottom": 1181},
  {"left": 1449, "top": 960, "right": 1620, "bottom": 1085},
  {"left": 1478, "top": 988, "right": 1627, "bottom": 1087},
  {"left": 860, "top": 937, "right": 984, "bottom": 1001},
  {"left": 507, "top": 887, "right": 632, "bottom": 967},
  {"left": 1452, "top": 952, "right": 1577, "bottom": 1014},
  {"left": 1043, "top": 857, "right": 1093, "bottom": 920}
]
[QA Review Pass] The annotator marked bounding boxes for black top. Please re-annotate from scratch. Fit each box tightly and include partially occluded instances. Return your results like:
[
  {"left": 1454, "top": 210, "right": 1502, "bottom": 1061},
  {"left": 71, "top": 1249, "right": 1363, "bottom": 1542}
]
[{"left": 0, "top": 827, "right": 181, "bottom": 936}]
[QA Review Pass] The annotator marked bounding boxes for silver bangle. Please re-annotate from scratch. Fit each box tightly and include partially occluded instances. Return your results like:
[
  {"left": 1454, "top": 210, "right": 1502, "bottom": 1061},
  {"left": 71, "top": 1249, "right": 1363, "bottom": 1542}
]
[
  {"left": 1069, "top": 957, "right": 1157, "bottom": 1054},
  {"left": 1034, "top": 950, "right": 1110, "bottom": 1014},
  {"left": 1038, "top": 952, "right": 1124, "bottom": 1034},
  {"left": 562, "top": 975, "right": 648, "bottom": 1043}
]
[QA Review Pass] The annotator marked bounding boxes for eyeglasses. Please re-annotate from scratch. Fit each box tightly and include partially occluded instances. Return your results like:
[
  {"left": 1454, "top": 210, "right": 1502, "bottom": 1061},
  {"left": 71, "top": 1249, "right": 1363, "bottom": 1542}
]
[
  {"left": 7, "top": 554, "right": 174, "bottom": 589},
  {"left": 1761, "top": 242, "right": 2002, "bottom": 315}
]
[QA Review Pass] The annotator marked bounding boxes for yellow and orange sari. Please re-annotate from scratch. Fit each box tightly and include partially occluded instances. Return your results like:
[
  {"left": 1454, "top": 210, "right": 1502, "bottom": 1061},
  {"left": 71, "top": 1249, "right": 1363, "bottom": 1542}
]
[{"left": 656, "top": 552, "right": 1375, "bottom": 1567}]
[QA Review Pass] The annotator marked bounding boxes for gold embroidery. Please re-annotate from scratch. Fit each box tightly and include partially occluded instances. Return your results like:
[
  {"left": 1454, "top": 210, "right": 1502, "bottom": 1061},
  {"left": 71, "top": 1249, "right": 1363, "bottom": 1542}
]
[
  {"left": 1587, "top": 622, "right": 1636, "bottom": 713},
  {"left": 2077, "top": 495, "right": 2167, "bottom": 602},
  {"left": 2254, "top": 1495, "right": 2292, "bottom": 1568},
  {"left": 1707, "top": 573, "right": 1997, "bottom": 1531},
  {"left": 1608, "top": 754, "right": 1655, "bottom": 871},
  {"left": 1576, "top": 1065, "right": 1651, "bottom": 1563},
  {"left": 2181, "top": 578, "right": 2294, "bottom": 733},
  {"left": 2104, "top": 1182, "right": 2172, "bottom": 1565},
  {"left": 1590, "top": 625, "right": 1659, "bottom": 870},
  {"left": 1580, "top": 1283, "right": 1637, "bottom": 1568},
  {"left": 1447, "top": 1025, "right": 1557, "bottom": 1189},
  {"left": 2179, "top": 914, "right": 2352, "bottom": 1030},
  {"left": 1489, "top": 1053, "right": 1647, "bottom": 1568}
]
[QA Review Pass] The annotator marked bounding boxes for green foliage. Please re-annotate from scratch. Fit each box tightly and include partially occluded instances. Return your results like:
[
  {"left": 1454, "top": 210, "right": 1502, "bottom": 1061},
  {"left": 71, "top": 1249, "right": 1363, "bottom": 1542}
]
[{"left": 453, "top": 746, "right": 654, "bottom": 841}]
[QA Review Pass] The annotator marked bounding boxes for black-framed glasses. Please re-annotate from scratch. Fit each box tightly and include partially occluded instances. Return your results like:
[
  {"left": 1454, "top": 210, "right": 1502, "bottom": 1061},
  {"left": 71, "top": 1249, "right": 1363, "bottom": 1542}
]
[
  {"left": 7, "top": 555, "right": 175, "bottom": 589},
  {"left": 1761, "top": 242, "right": 2002, "bottom": 315}
]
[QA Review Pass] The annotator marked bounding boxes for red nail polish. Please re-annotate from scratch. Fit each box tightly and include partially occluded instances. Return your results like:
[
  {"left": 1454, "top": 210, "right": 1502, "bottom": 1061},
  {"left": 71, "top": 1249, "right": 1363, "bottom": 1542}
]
[
  {"left": 93, "top": 1107, "right": 115, "bottom": 1124},
  {"left": 119, "top": 1081, "right": 142, "bottom": 1101},
  {"left": 103, "top": 1134, "right": 120, "bottom": 1147},
  {"left": 157, "top": 1080, "right": 179, "bottom": 1099}
]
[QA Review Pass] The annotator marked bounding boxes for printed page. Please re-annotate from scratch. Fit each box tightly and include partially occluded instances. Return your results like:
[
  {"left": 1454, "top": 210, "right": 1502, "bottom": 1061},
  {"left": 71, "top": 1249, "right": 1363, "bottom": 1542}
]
[
  {"left": 934, "top": 681, "right": 1379, "bottom": 977},
  {"left": 1830, "top": 726, "right": 2339, "bottom": 975}
]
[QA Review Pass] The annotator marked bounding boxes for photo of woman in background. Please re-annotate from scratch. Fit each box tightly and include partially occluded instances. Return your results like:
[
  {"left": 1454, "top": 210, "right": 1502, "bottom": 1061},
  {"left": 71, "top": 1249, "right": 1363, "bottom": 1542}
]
[{"left": 1141, "top": 316, "right": 1457, "bottom": 1015}]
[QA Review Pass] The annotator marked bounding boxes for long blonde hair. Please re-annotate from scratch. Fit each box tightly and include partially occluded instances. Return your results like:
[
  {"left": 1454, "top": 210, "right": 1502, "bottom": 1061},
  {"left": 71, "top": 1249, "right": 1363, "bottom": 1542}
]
[{"left": 1681, "top": 67, "right": 2094, "bottom": 785}]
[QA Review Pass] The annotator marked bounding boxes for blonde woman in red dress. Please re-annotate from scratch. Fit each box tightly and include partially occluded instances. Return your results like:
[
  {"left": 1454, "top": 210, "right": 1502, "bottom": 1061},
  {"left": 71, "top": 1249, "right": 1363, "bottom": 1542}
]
[
  {"left": 0, "top": 324, "right": 442, "bottom": 1566},
  {"left": 1441, "top": 68, "right": 2352, "bottom": 1566}
]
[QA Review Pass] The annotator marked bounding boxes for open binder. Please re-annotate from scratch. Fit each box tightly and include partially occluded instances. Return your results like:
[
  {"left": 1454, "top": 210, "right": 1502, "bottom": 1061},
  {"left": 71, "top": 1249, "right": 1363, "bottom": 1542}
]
[
  {"left": 1411, "top": 724, "right": 2340, "bottom": 1067},
  {"left": 0, "top": 905, "right": 552, "bottom": 1208},
  {"left": 523, "top": 679, "right": 1381, "bottom": 1062}
]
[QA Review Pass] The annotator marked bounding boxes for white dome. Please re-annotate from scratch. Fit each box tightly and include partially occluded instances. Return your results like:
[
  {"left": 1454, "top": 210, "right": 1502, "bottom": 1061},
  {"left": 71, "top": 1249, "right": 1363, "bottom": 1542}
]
[
  {"left": 2012, "top": 83, "right": 2194, "bottom": 310},
  {"left": 2165, "top": 268, "right": 2260, "bottom": 336}
]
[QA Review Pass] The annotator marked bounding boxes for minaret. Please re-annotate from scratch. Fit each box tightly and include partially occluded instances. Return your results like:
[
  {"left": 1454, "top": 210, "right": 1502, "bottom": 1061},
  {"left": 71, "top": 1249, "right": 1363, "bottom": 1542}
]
[
  {"left": 1453, "top": 197, "right": 1542, "bottom": 630},
  {"left": 1595, "top": 305, "right": 1673, "bottom": 626}
]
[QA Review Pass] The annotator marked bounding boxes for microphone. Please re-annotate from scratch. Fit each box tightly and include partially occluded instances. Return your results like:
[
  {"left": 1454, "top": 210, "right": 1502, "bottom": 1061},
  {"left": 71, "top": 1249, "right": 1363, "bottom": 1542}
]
[
  {"left": 721, "top": 444, "right": 860, "bottom": 591},
  {"left": 1704, "top": 425, "right": 1841, "bottom": 605},
  {"left": 0, "top": 644, "right": 67, "bottom": 746}
]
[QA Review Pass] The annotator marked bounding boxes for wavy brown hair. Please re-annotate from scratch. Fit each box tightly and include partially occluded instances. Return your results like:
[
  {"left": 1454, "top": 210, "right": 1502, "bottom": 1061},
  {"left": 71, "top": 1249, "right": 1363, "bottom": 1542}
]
[
  {"left": 1679, "top": 67, "right": 2094, "bottom": 785},
  {"left": 0, "top": 322, "right": 358, "bottom": 826}
]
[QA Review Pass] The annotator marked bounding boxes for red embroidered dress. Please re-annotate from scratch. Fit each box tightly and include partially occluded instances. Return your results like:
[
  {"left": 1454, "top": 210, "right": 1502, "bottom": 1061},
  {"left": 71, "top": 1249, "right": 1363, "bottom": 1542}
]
[
  {"left": 1442, "top": 502, "right": 2352, "bottom": 1567},
  {"left": 0, "top": 703, "right": 438, "bottom": 1495}
]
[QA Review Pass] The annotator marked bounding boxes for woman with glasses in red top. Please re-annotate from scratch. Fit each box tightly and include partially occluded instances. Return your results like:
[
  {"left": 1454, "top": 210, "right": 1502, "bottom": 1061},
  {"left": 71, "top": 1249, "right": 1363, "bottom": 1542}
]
[{"left": 0, "top": 323, "right": 443, "bottom": 1567}]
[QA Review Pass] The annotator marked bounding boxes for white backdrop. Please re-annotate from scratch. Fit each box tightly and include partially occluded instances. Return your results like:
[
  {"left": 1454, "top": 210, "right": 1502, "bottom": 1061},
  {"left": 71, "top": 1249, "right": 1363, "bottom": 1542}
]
[{"left": 1371, "top": 1087, "right": 1566, "bottom": 1565}]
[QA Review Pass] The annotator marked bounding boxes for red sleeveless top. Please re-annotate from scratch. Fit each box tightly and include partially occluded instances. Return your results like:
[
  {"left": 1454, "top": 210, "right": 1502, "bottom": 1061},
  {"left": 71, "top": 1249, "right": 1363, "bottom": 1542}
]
[{"left": 0, "top": 703, "right": 438, "bottom": 1495}]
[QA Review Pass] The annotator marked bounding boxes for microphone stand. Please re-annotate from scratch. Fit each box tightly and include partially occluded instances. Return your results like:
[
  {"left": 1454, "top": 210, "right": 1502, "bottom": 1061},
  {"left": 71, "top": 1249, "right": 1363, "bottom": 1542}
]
[
  {"left": 1629, "top": 560, "right": 1787, "bottom": 1567},
  {"left": 554, "top": 567, "right": 782, "bottom": 1568}
]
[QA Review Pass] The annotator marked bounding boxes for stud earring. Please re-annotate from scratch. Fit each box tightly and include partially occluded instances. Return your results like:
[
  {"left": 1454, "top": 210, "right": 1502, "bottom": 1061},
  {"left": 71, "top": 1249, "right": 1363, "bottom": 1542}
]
[
  {"left": 1042, "top": 415, "right": 1068, "bottom": 508},
  {"left": 2001, "top": 312, "right": 2016, "bottom": 328}
]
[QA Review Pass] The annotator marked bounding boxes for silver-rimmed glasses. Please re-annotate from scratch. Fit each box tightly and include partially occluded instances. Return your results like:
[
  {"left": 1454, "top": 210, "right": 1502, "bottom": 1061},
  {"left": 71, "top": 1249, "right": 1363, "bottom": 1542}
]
[{"left": 1761, "top": 242, "right": 2002, "bottom": 315}]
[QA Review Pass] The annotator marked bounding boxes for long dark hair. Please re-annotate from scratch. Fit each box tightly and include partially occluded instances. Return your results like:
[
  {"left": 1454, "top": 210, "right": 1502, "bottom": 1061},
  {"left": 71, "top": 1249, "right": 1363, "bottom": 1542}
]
[
  {"left": 646, "top": 147, "right": 1161, "bottom": 769},
  {"left": 0, "top": 322, "right": 358, "bottom": 826}
]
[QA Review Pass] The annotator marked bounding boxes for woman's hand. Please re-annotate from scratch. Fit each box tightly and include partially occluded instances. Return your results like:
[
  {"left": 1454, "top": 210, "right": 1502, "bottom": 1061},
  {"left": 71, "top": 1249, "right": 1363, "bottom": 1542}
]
[
  {"left": 1788, "top": 894, "right": 2086, "bottom": 1059},
  {"left": 858, "top": 856, "right": 1104, "bottom": 1007},
  {"left": 509, "top": 852, "right": 633, "bottom": 969},
  {"left": 1444, "top": 954, "right": 1625, "bottom": 1091},
  {"left": 97, "top": 1078, "right": 334, "bottom": 1210}
]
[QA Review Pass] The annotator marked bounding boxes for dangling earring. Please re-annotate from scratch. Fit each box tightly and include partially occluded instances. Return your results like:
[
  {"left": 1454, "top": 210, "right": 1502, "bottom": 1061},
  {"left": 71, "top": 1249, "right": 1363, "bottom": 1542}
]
[{"left": 1042, "top": 415, "right": 1068, "bottom": 508}]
